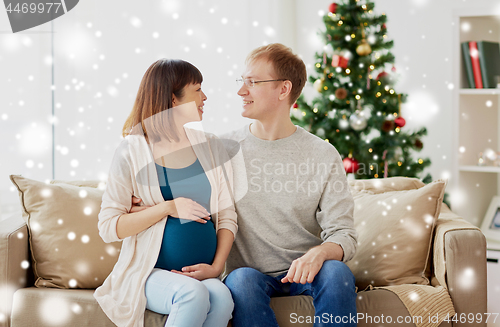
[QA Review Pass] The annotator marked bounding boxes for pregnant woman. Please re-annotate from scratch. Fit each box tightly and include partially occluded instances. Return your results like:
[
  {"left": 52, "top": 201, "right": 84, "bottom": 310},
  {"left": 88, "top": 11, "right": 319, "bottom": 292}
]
[{"left": 94, "top": 59, "right": 238, "bottom": 327}]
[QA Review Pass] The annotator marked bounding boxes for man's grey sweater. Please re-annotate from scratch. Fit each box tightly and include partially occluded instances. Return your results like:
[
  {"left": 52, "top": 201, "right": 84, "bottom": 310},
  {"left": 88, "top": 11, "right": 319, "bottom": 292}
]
[{"left": 221, "top": 125, "right": 357, "bottom": 277}]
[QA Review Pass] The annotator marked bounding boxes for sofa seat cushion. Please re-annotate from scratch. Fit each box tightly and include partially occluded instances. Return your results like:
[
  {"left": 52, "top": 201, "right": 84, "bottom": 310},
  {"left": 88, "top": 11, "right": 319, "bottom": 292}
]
[
  {"left": 10, "top": 287, "right": 450, "bottom": 327},
  {"left": 10, "top": 287, "right": 166, "bottom": 327}
]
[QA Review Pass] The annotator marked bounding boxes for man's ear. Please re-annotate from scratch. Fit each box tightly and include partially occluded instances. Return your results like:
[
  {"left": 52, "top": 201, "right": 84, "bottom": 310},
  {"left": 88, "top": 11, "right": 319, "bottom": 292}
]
[{"left": 278, "top": 80, "right": 293, "bottom": 102}]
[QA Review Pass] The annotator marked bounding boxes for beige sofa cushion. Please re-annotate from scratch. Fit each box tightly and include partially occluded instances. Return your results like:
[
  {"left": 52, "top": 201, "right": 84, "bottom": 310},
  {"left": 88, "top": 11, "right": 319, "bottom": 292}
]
[
  {"left": 9, "top": 175, "right": 121, "bottom": 289},
  {"left": 346, "top": 179, "right": 446, "bottom": 290},
  {"left": 11, "top": 288, "right": 167, "bottom": 327},
  {"left": 349, "top": 176, "right": 425, "bottom": 195}
]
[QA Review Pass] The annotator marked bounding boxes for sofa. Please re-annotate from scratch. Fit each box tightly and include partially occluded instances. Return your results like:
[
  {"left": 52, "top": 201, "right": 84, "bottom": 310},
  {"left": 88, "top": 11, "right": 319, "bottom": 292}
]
[{"left": 0, "top": 175, "right": 487, "bottom": 327}]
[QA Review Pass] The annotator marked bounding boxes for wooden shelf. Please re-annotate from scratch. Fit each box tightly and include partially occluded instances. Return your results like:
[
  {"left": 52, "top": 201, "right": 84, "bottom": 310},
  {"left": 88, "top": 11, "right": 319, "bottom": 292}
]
[
  {"left": 460, "top": 89, "right": 500, "bottom": 95},
  {"left": 459, "top": 165, "right": 500, "bottom": 173}
]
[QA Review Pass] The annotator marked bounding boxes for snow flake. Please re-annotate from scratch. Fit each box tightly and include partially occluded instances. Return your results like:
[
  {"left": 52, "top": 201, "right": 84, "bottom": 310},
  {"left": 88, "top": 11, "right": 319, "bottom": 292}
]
[
  {"left": 69, "top": 279, "right": 77, "bottom": 288},
  {"left": 40, "top": 297, "right": 71, "bottom": 325},
  {"left": 130, "top": 17, "right": 142, "bottom": 28},
  {"left": 460, "top": 22, "right": 471, "bottom": 33},
  {"left": 424, "top": 214, "right": 434, "bottom": 225},
  {"left": 44, "top": 55, "right": 53, "bottom": 66},
  {"left": 409, "top": 292, "right": 419, "bottom": 301},
  {"left": 264, "top": 27, "right": 276, "bottom": 37},
  {"left": 41, "top": 188, "right": 52, "bottom": 198},
  {"left": 83, "top": 207, "right": 92, "bottom": 215},
  {"left": 458, "top": 268, "right": 475, "bottom": 290},
  {"left": 107, "top": 86, "right": 119, "bottom": 97},
  {"left": 68, "top": 232, "right": 76, "bottom": 240},
  {"left": 106, "top": 245, "right": 118, "bottom": 256},
  {"left": 71, "top": 303, "right": 82, "bottom": 314}
]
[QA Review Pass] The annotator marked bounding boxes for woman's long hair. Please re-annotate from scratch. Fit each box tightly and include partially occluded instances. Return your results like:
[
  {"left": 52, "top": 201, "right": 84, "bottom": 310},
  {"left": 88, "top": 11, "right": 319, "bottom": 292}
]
[{"left": 122, "top": 59, "right": 203, "bottom": 143}]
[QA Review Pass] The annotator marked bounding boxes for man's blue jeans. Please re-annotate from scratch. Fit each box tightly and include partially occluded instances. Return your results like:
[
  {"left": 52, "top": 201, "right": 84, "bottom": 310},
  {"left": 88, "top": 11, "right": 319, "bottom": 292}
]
[{"left": 224, "top": 260, "right": 357, "bottom": 327}]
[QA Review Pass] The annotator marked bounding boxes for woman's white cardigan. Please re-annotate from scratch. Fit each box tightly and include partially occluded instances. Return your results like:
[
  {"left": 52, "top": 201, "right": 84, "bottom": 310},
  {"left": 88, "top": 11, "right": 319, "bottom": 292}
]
[{"left": 94, "top": 127, "right": 238, "bottom": 327}]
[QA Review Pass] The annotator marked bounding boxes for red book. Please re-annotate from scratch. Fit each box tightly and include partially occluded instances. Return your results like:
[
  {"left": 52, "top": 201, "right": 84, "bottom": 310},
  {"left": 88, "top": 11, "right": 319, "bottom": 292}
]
[{"left": 469, "top": 41, "right": 484, "bottom": 89}]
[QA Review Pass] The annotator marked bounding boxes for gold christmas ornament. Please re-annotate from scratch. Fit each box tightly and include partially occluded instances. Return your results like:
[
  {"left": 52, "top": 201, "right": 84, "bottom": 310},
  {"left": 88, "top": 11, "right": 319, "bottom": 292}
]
[
  {"left": 356, "top": 39, "right": 372, "bottom": 56},
  {"left": 314, "top": 79, "right": 324, "bottom": 92},
  {"left": 356, "top": 24, "right": 372, "bottom": 56}
]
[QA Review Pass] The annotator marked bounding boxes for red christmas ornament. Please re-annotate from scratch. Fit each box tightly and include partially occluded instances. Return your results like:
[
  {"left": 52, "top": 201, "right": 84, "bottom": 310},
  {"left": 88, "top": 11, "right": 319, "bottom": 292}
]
[
  {"left": 394, "top": 117, "right": 406, "bottom": 127},
  {"left": 329, "top": 3, "right": 337, "bottom": 13},
  {"left": 376, "top": 71, "right": 392, "bottom": 85},
  {"left": 293, "top": 103, "right": 299, "bottom": 108},
  {"left": 376, "top": 71, "right": 389, "bottom": 80},
  {"left": 382, "top": 23, "right": 387, "bottom": 30},
  {"left": 343, "top": 157, "right": 360, "bottom": 174}
]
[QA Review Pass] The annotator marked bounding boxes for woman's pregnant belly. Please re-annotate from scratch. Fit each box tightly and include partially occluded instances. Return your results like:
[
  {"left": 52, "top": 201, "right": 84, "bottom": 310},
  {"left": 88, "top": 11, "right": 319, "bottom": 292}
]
[{"left": 155, "top": 216, "right": 217, "bottom": 271}]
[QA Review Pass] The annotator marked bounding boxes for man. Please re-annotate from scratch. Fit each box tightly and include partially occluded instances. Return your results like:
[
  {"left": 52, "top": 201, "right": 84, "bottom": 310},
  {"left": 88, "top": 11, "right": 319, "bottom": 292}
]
[{"left": 221, "top": 43, "right": 357, "bottom": 327}]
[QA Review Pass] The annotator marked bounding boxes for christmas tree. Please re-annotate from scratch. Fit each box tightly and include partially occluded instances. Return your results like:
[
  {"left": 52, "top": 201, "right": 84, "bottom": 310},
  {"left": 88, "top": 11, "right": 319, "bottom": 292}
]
[{"left": 292, "top": 0, "right": 431, "bottom": 181}]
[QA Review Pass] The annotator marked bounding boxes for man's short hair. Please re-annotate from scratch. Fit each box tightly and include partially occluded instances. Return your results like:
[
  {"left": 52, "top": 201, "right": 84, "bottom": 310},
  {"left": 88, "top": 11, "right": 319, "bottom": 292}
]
[{"left": 246, "top": 43, "right": 307, "bottom": 105}]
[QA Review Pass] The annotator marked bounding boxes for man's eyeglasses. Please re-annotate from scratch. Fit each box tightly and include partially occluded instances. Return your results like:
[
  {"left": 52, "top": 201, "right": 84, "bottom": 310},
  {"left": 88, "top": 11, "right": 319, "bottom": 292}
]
[{"left": 236, "top": 78, "right": 286, "bottom": 88}]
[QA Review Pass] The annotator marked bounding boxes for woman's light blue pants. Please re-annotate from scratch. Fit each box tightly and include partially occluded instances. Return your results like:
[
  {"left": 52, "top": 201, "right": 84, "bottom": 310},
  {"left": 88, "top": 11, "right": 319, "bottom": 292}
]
[{"left": 145, "top": 268, "right": 234, "bottom": 327}]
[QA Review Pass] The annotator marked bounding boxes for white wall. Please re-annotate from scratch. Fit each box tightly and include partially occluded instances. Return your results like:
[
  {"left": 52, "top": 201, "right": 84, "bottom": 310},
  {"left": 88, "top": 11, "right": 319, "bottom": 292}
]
[{"left": 2, "top": 0, "right": 500, "bottom": 216}]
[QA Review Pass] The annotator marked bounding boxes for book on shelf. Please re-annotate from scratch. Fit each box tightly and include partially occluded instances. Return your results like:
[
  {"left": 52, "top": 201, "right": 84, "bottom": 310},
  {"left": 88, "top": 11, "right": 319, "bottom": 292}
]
[
  {"left": 469, "top": 41, "right": 484, "bottom": 89},
  {"left": 477, "top": 41, "right": 500, "bottom": 89},
  {"left": 461, "top": 41, "right": 475, "bottom": 88}
]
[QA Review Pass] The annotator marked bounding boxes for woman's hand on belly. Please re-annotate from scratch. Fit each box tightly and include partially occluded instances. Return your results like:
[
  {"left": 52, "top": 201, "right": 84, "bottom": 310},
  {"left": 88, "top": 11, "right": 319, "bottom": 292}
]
[
  {"left": 170, "top": 197, "right": 211, "bottom": 224},
  {"left": 171, "top": 263, "right": 222, "bottom": 281}
]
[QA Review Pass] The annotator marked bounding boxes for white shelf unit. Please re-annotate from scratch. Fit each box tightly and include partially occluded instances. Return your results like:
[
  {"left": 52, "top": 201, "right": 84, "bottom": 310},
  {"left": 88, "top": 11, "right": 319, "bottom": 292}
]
[{"left": 452, "top": 10, "right": 500, "bottom": 227}]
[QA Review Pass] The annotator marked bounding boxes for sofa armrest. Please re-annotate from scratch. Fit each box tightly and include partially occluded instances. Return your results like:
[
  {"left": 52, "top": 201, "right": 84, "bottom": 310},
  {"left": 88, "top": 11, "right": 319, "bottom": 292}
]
[
  {"left": 0, "top": 214, "right": 31, "bottom": 327},
  {"left": 432, "top": 204, "right": 487, "bottom": 327}
]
